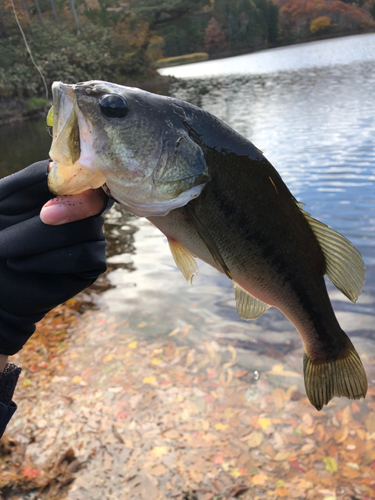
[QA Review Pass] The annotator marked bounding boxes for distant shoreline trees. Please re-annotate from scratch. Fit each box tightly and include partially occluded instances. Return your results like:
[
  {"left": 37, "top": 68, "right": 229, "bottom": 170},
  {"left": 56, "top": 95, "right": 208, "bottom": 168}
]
[{"left": 0, "top": 0, "right": 374, "bottom": 99}]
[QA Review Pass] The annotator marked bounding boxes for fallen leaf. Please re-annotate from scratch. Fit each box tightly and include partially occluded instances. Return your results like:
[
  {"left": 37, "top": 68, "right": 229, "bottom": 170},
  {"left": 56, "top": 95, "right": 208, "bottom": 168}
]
[
  {"left": 190, "top": 469, "right": 203, "bottom": 483},
  {"left": 151, "top": 464, "right": 168, "bottom": 477},
  {"left": 273, "top": 388, "right": 286, "bottom": 410},
  {"left": 252, "top": 473, "right": 267, "bottom": 486},
  {"left": 229, "top": 485, "right": 249, "bottom": 497},
  {"left": 151, "top": 446, "right": 169, "bottom": 458},
  {"left": 230, "top": 467, "right": 241, "bottom": 478},
  {"left": 247, "top": 432, "right": 263, "bottom": 449},
  {"left": 228, "top": 345, "right": 237, "bottom": 362},
  {"left": 322, "top": 457, "right": 338, "bottom": 473},
  {"left": 215, "top": 423, "right": 228, "bottom": 431},
  {"left": 290, "top": 460, "right": 306, "bottom": 472},
  {"left": 185, "top": 349, "right": 196, "bottom": 368},
  {"left": 224, "top": 408, "right": 235, "bottom": 420},
  {"left": 151, "top": 358, "right": 162, "bottom": 365},
  {"left": 351, "top": 401, "right": 361, "bottom": 413},
  {"left": 334, "top": 426, "right": 349, "bottom": 444},
  {"left": 163, "top": 429, "right": 180, "bottom": 439},
  {"left": 234, "top": 370, "right": 248, "bottom": 378},
  {"left": 21, "top": 466, "right": 41, "bottom": 479},
  {"left": 258, "top": 417, "right": 271, "bottom": 430},
  {"left": 314, "top": 424, "right": 325, "bottom": 442},
  {"left": 128, "top": 341, "right": 138, "bottom": 349},
  {"left": 346, "top": 462, "right": 359, "bottom": 470},
  {"left": 366, "top": 413, "right": 375, "bottom": 434},
  {"left": 181, "top": 324, "right": 193, "bottom": 338},
  {"left": 137, "top": 322, "right": 147, "bottom": 328},
  {"left": 143, "top": 376, "right": 157, "bottom": 384},
  {"left": 273, "top": 451, "right": 289, "bottom": 461},
  {"left": 275, "top": 487, "right": 290, "bottom": 497},
  {"left": 341, "top": 405, "right": 351, "bottom": 425},
  {"left": 168, "top": 328, "right": 180, "bottom": 337},
  {"left": 72, "top": 376, "right": 82, "bottom": 384},
  {"left": 266, "top": 364, "right": 301, "bottom": 377}
]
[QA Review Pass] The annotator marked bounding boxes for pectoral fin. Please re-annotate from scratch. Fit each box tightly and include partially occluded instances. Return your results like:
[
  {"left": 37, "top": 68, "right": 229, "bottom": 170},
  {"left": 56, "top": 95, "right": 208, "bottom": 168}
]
[
  {"left": 297, "top": 203, "right": 365, "bottom": 302},
  {"left": 233, "top": 282, "right": 270, "bottom": 320},
  {"left": 187, "top": 204, "right": 232, "bottom": 279},
  {"left": 168, "top": 238, "right": 198, "bottom": 284}
]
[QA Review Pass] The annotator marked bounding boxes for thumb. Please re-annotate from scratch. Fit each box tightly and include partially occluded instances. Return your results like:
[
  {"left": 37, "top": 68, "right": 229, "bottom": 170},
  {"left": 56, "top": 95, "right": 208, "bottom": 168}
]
[{"left": 40, "top": 189, "right": 107, "bottom": 225}]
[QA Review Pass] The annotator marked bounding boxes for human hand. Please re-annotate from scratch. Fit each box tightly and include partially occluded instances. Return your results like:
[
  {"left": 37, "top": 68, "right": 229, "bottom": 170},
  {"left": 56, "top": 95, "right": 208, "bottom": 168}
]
[
  {"left": 0, "top": 160, "right": 110, "bottom": 360},
  {"left": 40, "top": 162, "right": 108, "bottom": 225}
]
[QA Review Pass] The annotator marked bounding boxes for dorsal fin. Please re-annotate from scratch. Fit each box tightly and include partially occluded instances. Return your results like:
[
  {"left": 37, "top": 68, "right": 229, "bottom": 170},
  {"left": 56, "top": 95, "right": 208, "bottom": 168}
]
[
  {"left": 168, "top": 238, "right": 198, "bottom": 284},
  {"left": 296, "top": 202, "right": 365, "bottom": 303},
  {"left": 233, "top": 282, "right": 270, "bottom": 320}
]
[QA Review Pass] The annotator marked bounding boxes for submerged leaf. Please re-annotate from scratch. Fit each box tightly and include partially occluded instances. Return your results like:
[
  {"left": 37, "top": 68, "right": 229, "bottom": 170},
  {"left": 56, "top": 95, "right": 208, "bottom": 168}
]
[
  {"left": 143, "top": 376, "right": 157, "bottom": 384},
  {"left": 323, "top": 457, "right": 338, "bottom": 473},
  {"left": 247, "top": 432, "right": 263, "bottom": 448},
  {"left": 258, "top": 418, "right": 271, "bottom": 430}
]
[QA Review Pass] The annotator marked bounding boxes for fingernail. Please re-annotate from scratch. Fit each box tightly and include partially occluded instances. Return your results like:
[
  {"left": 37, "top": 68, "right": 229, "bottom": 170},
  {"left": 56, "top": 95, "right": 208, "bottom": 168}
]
[{"left": 40, "top": 204, "right": 69, "bottom": 225}]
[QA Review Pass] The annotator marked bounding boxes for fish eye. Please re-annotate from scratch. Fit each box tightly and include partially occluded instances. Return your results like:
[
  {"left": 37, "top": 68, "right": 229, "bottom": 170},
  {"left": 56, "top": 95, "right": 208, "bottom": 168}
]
[{"left": 99, "top": 94, "right": 129, "bottom": 118}]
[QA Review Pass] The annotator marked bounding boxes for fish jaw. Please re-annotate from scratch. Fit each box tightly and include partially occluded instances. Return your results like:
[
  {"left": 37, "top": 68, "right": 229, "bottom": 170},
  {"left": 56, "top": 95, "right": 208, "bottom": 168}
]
[{"left": 48, "top": 81, "right": 106, "bottom": 195}]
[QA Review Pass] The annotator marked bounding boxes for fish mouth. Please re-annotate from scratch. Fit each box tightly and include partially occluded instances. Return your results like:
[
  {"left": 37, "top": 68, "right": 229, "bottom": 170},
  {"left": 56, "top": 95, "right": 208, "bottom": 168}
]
[{"left": 48, "top": 81, "right": 106, "bottom": 196}]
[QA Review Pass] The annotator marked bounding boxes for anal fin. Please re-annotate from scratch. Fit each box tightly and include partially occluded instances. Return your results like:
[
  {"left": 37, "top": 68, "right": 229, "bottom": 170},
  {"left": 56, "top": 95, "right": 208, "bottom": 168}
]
[
  {"left": 303, "top": 337, "right": 367, "bottom": 411},
  {"left": 233, "top": 282, "right": 270, "bottom": 320},
  {"left": 168, "top": 238, "right": 198, "bottom": 284}
]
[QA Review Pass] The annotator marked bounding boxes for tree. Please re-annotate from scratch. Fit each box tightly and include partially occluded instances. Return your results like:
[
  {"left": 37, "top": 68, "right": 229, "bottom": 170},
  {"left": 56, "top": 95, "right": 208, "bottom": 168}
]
[
  {"left": 69, "top": 0, "right": 79, "bottom": 33},
  {"left": 273, "top": 0, "right": 375, "bottom": 41},
  {"left": 310, "top": 15, "right": 331, "bottom": 33},
  {"left": 204, "top": 16, "right": 227, "bottom": 53}
]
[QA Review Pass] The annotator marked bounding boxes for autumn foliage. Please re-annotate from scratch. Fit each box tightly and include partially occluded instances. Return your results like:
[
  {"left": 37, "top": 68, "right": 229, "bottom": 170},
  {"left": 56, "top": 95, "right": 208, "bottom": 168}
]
[
  {"left": 0, "top": 0, "right": 374, "bottom": 99},
  {"left": 273, "top": 0, "right": 375, "bottom": 40},
  {"left": 204, "top": 17, "right": 228, "bottom": 53}
]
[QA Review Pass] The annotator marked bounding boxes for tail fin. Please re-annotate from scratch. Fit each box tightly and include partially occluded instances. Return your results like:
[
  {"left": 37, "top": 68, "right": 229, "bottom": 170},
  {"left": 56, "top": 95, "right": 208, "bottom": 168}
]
[{"left": 303, "top": 338, "right": 367, "bottom": 411}]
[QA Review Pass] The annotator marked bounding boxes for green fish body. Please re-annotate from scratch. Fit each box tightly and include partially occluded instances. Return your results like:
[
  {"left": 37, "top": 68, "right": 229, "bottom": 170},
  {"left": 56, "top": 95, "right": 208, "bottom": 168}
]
[{"left": 47, "top": 81, "right": 367, "bottom": 410}]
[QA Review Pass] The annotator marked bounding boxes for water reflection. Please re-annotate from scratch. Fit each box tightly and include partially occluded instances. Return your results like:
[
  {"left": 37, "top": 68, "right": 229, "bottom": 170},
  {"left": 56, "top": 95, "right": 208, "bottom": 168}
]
[{"left": 0, "top": 118, "right": 52, "bottom": 175}]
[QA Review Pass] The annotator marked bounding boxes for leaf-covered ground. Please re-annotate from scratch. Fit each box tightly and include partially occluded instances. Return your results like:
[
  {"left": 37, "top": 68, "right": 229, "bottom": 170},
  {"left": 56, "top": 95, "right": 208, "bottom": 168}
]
[{"left": 1, "top": 280, "right": 375, "bottom": 500}]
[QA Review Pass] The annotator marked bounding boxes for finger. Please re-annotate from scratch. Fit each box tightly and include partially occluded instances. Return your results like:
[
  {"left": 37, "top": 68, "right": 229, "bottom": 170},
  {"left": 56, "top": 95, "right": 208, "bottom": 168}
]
[{"left": 40, "top": 189, "right": 106, "bottom": 225}]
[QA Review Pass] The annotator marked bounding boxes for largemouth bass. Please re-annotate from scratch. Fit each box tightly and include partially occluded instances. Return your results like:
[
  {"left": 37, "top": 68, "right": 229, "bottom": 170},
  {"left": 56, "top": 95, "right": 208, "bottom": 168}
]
[{"left": 47, "top": 80, "right": 367, "bottom": 410}]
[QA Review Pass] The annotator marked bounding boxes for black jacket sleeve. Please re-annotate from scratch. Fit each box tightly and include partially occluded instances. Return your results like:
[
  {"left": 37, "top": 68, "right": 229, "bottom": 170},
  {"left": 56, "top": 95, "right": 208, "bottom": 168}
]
[
  {"left": 0, "top": 364, "right": 21, "bottom": 438},
  {"left": 0, "top": 160, "right": 109, "bottom": 356}
]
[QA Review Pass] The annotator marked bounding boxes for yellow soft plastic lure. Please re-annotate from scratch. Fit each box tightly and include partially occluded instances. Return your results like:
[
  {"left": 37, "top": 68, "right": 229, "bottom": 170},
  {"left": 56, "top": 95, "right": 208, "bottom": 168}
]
[{"left": 46, "top": 106, "right": 54, "bottom": 127}]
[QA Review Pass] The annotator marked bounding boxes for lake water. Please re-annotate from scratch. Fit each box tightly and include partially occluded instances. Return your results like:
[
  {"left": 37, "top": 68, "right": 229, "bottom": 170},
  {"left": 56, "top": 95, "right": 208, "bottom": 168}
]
[
  {"left": 104, "top": 33, "right": 375, "bottom": 348},
  {"left": 3, "top": 33, "right": 375, "bottom": 499}
]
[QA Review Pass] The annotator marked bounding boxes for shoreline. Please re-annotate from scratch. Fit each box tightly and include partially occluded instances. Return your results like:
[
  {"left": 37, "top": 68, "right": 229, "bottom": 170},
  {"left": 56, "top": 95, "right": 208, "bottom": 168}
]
[{"left": 1, "top": 30, "right": 374, "bottom": 127}]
